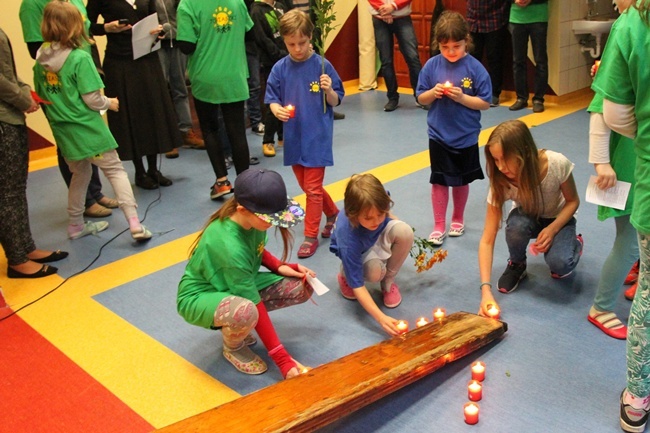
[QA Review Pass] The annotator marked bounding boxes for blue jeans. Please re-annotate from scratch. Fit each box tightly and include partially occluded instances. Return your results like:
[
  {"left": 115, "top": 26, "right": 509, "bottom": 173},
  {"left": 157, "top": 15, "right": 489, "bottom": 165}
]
[
  {"left": 505, "top": 207, "right": 581, "bottom": 276},
  {"left": 157, "top": 45, "right": 193, "bottom": 132},
  {"left": 246, "top": 51, "right": 262, "bottom": 128},
  {"left": 373, "top": 16, "right": 422, "bottom": 101},
  {"left": 509, "top": 22, "right": 548, "bottom": 103}
]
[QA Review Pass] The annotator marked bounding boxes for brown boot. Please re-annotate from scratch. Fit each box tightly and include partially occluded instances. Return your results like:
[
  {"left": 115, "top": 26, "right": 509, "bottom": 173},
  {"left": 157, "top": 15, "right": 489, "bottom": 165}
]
[
  {"left": 182, "top": 129, "right": 205, "bottom": 149},
  {"left": 165, "top": 148, "right": 179, "bottom": 159}
]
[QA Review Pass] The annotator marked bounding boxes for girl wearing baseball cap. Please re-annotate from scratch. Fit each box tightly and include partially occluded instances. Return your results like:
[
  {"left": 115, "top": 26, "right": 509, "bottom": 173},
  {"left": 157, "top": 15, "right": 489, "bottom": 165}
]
[{"left": 177, "top": 169, "right": 314, "bottom": 379}]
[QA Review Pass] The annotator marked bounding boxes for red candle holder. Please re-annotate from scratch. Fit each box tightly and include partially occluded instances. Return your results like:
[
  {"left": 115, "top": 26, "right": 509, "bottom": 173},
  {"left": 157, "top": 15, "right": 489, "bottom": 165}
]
[
  {"left": 464, "top": 402, "right": 480, "bottom": 425},
  {"left": 286, "top": 104, "right": 296, "bottom": 118},
  {"left": 416, "top": 317, "right": 429, "bottom": 328},
  {"left": 468, "top": 380, "right": 483, "bottom": 401},
  {"left": 443, "top": 81, "right": 452, "bottom": 95},
  {"left": 396, "top": 320, "right": 409, "bottom": 335},
  {"left": 433, "top": 307, "right": 446, "bottom": 321},
  {"left": 471, "top": 361, "right": 486, "bottom": 382}
]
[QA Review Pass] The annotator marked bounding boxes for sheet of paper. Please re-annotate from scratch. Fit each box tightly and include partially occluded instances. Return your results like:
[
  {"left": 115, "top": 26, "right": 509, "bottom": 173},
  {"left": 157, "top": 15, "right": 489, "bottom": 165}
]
[
  {"left": 585, "top": 175, "right": 631, "bottom": 210},
  {"left": 306, "top": 275, "right": 330, "bottom": 296},
  {"left": 131, "top": 13, "right": 160, "bottom": 60}
]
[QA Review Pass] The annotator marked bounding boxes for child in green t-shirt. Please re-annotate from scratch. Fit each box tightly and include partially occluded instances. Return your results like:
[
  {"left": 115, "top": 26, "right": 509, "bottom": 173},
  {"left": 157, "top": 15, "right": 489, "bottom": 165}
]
[
  {"left": 178, "top": 169, "right": 315, "bottom": 379},
  {"left": 33, "top": 1, "right": 151, "bottom": 242}
]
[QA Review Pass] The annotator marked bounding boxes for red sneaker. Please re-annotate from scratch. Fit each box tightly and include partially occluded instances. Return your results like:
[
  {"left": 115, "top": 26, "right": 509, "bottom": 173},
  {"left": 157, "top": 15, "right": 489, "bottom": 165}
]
[
  {"left": 625, "top": 282, "right": 638, "bottom": 301},
  {"left": 382, "top": 283, "right": 402, "bottom": 308},
  {"left": 337, "top": 273, "right": 356, "bottom": 300},
  {"left": 625, "top": 260, "right": 640, "bottom": 285}
]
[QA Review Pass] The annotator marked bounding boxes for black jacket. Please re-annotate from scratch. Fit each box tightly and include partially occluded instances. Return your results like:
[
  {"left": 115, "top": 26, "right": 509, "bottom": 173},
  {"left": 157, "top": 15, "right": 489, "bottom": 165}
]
[{"left": 250, "top": 0, "right": 289, "bottom": 68}]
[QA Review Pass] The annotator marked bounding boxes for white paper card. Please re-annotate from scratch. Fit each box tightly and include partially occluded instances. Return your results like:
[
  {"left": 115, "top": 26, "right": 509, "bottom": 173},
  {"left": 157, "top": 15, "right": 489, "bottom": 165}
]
[
  {"left": 132, "top": 13, "right": 160, "bottom": 60},
  {"left": 306, "top": 275, "right": 330, "bottom": 296},
  {"left": 585, "top": 175, "right": 631, "bottom": 210}
]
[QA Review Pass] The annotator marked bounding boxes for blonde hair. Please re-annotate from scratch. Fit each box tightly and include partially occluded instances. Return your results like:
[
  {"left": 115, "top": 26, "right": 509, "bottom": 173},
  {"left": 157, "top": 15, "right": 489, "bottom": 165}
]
[
  {"left": 431, "top": 10, "right": 473, "bottom": 53},
  {"left": 41, "top": 1, "right": 90, "bottom": 49},
  {"left": 344, "top": 174, "right": 393, "bottom": 228},
  {"left": 485, "top": 120, "right": 544, "bottom": 218},
  {"left": 189, "top": 197, "right": 294, "bottom": 261},
  {"left": 279, "top": 9, "right": 314, "bottom": 38}
]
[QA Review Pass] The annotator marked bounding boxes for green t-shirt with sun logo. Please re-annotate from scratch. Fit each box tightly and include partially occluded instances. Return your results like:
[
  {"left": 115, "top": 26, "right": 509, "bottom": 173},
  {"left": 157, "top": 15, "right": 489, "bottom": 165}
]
[
  {"left": 19, "top": 0, "right": 92, "bottom": 55},
  {"left": 33, "top": 47, "right": 117, "bottom": 161},
  {"left": 177, "top": 0, "right": 254, "bottom": 103}
]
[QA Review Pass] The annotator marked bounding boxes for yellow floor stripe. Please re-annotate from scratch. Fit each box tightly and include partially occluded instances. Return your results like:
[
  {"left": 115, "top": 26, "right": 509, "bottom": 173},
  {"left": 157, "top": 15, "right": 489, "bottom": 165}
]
[{"left": 4, "top": 89, "right": 593, "bottom": 428}]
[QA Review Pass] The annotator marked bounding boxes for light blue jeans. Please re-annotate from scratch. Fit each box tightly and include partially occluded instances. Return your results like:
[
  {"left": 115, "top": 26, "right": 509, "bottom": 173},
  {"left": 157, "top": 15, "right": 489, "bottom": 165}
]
[
  {"left": 505, "top": 207, "right": 582, "bottom": 276},
  {"left": 593, "top": 214, "right": 638, "bottom": 312},
  {"left": 627, "top": 232, "right": 650, "bottom": 398}
]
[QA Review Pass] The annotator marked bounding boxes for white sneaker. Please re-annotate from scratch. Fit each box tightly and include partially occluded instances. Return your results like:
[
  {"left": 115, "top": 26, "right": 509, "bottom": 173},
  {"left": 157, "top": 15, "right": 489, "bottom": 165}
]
[{"left": 69, "top": 221, "right": 109, "bottom": 240}]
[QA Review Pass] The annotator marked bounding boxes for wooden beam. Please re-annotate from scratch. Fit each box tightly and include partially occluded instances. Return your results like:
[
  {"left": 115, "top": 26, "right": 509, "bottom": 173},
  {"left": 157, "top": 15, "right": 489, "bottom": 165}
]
[{"left": 157, "top": 311, "right": 507, "bottom": 433}]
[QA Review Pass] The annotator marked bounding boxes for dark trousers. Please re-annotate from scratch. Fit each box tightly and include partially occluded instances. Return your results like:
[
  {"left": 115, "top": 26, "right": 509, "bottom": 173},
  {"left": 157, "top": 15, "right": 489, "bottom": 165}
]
[
  {"left": 471, "top": 26, "right": 509, "bottom": 97},
  {"left": 509, "top": 21, "right": 548, "bottom": 103},
  {"left": 373, "top": 15, "right": 422, "bottom": 101},
  {"left": 0, "top": 122, "right": 35, "bottom": 265},
  {"left": 194, "top": 99, "right": 250, "bottom": 179}
]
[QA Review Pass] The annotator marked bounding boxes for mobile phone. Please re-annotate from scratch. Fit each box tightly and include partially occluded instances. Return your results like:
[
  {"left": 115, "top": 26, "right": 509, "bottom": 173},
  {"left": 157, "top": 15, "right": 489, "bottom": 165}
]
[{"left": 118, "top": 18, "right": 129, "bottom": 25}]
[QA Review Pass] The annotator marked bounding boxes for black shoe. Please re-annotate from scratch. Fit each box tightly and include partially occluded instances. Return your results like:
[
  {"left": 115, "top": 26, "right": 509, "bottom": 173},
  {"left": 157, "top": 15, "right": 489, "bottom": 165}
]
[
  {"left": 149, "top": 170, "right": 173, "bottom": 187},
  {"left": 498, "top": 261, "right": 527, "bottom": 293},
  {"left": 135, "top": 173, "right": 159, "bottom": 190},
  {"left": 32, "top": 250, "right": 69, "bottom": 264},
  {"left": 7, "top": 264, "right": 58, "bottom": 279},
  {"left": 490, "top": 96, "right": 500, "bottom": 107},
  {"left": 384, "top": 99, "right": 399, "bottom": 112},
  {"left": 533, "top": 100, "right": 545, "bottom": 113},
  {"left": 620, "top": 389, "right": 650, "bottom": 433},
  {"left": 249, "top": 156, "right": 260, "bottom": 165},
  {"left": 333, "top": 111, "right": 345, "bottom": 120},
  {"left": 509, "top": 99, "right": 528, "bottom": 111}
]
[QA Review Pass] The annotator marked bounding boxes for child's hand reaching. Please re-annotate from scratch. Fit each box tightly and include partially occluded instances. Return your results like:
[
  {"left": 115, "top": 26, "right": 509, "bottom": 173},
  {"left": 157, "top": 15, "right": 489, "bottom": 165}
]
[
  {"left": 532, "top": 227, "right": 556, "bottom": 254},
  {"left": 378, "top": 314, "right": 401, "bottom": 336},
  {"left": 108, "top": 97, "right": 119, "bottom": 112},
  {"left": 278, "top": 263, "right": 315, "bottom": 279}
]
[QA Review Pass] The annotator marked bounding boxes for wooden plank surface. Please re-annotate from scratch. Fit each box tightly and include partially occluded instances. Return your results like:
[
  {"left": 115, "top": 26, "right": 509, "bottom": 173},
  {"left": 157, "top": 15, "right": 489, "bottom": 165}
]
[{"left": 157, "top": 311, "right": 507, "bottom": 433}]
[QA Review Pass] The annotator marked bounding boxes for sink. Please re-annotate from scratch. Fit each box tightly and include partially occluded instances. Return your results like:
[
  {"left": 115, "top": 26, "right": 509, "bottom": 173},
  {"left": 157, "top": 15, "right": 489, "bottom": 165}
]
[{"left": 572, "top": 18, "right": 616, "bottom": 36}]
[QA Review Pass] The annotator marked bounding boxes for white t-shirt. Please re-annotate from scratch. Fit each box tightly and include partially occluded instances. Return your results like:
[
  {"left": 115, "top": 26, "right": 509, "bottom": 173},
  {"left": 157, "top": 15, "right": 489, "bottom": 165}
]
[{"left": 487, "top": 150, "right": 575, "bottom": 219}]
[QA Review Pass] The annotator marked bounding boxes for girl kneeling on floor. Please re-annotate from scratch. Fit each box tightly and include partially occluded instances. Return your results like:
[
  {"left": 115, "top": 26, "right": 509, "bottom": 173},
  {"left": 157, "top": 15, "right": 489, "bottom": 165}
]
[
  {"left": 330, "top": 174, "right": 414, "bottom": 336},
  {"left": 478, "top": 120, "right": 583, "bottom": 314},
  {"left": 177, "top": 168, "right": 314, "bottom": 379},
  {"left": 33, "top": 1, "right": 151, "bottom": 241}
]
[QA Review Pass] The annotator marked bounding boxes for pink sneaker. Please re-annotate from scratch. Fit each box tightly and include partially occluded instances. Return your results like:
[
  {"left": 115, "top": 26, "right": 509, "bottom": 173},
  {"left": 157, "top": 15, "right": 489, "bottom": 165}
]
[
  {"left": 383, "top": 283, "right": 402, "bottom": 308},
  {"left": 338, "top": 273, "right": 356, "bottom": 300}
]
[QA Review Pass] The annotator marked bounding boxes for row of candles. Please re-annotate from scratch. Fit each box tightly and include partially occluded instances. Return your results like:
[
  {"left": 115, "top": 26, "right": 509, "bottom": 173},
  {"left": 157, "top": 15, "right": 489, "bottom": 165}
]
[
  {"left": 393, "top": 307, "right": 500, "bottom": 425},
  {"left": 394, "top": 304, "right": 500, "bottom": 334}
]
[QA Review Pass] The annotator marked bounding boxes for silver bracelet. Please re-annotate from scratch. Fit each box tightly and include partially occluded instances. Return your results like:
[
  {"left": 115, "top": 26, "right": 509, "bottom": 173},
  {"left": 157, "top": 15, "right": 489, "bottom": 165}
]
[{"left": 480, "top": 282, "right": 492, "bottom": 290}]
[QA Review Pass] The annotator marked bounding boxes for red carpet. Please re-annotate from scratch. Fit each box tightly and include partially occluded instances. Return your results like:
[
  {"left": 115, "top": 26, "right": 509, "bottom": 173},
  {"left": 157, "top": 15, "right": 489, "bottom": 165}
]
[{"left": 0, "top": 312, "right": 154, "bottom": 433}]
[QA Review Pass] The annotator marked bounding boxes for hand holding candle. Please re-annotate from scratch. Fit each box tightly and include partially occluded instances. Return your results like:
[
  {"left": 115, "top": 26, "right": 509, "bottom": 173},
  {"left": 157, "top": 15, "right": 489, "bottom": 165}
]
[
  {"left": 286, "top": 104, "right": 295, "bottom": 118},
  {"left": 486, "top": 304, "right": 500, "bottom": 320},
  {"left": 468, "top": 380, "right": 483, "bottom": 401},
  {"left": 464, "top": 402, "right": 480, "bottom": 424},
  {"left": 396, "top": 320, "right": 409, "bottom": 335},
  {"left": 443, "top": 81, "right": 452, "bottom": 95}
]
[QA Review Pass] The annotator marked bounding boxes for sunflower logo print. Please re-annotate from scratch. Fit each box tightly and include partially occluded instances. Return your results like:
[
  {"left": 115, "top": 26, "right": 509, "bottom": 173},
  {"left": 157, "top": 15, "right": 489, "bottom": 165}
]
[
  {"left": 309, "top": 81, "right": 320, "bottom": 93},
  {"left": 213, "top": 7, "right": 234, "bottom": 33},
  {"left": 460, "top": 77, "right": 473, "bottom": 90},
  {"left": 43, "top": 71, "right": 62, "bottom": 94}
]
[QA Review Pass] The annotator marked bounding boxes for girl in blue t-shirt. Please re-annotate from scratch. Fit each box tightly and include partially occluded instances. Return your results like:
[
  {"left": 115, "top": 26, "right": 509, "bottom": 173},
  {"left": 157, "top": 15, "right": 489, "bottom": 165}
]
[
  {"left": 330, "top": 174, "right": 414, "bottom": 336},
  {"left": 416, "top": 11, "right": 491, "bottom": 247}
]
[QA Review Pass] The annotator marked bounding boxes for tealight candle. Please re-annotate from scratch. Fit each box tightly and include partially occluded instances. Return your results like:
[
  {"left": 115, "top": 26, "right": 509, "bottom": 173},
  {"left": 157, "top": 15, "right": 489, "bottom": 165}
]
[
  {"left": 468, "top": 380, "right": 482, "bottom": 401},
  {"left": 464, "top": 402, "right": 480, "bottom": 425},
  {"left": 471, "top": 361, "right": 486, "bottom": 382},
  {"left": 443, "top": 81, "right": 452, "bottom": 94},
  {"left": 529, "top": 243, "right": 539, "bottom": 256},
  {"left": 486, "top": 304, "right": 500, "bottom": 320},
  {"left": 416, "top": 317, "right": 429, "bottom": 328},
  {"left": 396, "top": 320, "right": 409, "bottom": 334},
  {"left": 301, "top": 368, "right": 309, "bottom": 374},
  {"left": 286, "top": 104, "right": 296, "bottom": 118},
  {"left": 594, "top": 60, "right": 601, "bottom": 73},
  {"left": 433, "top": 308, "right": 446, "bottom": 321}
]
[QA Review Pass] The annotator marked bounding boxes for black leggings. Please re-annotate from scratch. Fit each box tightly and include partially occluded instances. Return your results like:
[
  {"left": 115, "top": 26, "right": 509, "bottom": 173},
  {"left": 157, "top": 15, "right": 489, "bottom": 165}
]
[{"left": 193, "top": 99, "right": 249, "bottom": 179}]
